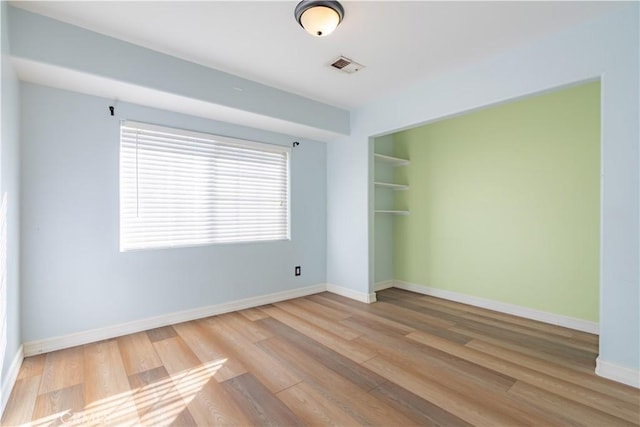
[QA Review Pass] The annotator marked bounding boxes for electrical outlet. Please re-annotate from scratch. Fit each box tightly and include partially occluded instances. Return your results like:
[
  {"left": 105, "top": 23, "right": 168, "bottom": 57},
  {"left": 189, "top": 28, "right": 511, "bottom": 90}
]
[{"left": 295, "top": 266, "right": 301, "bottom": 276}]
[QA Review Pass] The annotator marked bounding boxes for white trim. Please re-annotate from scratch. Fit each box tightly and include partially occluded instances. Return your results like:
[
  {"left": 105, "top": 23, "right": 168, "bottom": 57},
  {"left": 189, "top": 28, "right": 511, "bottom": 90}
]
[
  {"left": 1, "top": 345, "right": 24, "bottom": 416},
  {"left": 596, "top": 357, "right": 640, "bottom": 388},
  {"left": 391, "top": 281, "right": 599, "bottom": 334},
  {"left": 22, "top": 282, "right": 378, "bottom": 357},
  {"left": 374, "top": 280, "right": 394, "bottom": 291},
  {"left": 23, "top": 284, "right": 326, "bottom": 356},
  {"left": 326, "top": 283, "right": 377, "bottom": 303}
]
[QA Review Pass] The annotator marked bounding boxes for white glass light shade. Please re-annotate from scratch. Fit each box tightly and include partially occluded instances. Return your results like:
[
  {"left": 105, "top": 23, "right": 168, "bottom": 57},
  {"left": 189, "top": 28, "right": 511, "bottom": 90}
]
[{"left": 300, "top": 5, "right": 341, "bottom": 37}]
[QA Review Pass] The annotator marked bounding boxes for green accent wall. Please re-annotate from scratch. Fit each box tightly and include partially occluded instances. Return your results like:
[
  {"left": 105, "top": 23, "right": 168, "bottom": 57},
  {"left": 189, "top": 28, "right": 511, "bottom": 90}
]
[{"left": 392, "top": 82, "right": 600, "bottom": 321}]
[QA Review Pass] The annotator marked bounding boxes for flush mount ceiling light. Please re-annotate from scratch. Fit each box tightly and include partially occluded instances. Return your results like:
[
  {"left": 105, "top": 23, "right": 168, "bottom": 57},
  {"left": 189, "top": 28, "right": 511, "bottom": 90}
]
[{"left": 295, "top": 0, "right": 344, "bottom": 37}]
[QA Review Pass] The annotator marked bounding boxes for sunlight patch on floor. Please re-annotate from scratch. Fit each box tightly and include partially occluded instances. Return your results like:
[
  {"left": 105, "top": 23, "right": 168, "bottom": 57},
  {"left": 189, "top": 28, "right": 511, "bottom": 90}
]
[{"left": 28, "top": 358, "right": 227, "bottom": 426}]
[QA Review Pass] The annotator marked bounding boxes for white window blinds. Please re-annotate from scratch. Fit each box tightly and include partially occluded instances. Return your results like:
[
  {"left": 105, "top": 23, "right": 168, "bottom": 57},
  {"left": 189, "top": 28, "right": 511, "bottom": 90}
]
[{"left": 120, "top": 121, "right": 290, "bottom": 251}]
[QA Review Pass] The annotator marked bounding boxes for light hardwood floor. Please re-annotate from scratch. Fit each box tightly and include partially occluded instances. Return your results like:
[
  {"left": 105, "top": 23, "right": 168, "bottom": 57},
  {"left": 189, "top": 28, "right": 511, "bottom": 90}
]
[{"left": 3, "top": 289, "right": 639, "bottom": 426}]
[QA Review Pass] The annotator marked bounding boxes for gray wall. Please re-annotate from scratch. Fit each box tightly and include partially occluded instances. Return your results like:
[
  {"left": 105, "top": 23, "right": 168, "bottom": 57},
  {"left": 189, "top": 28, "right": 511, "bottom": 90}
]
[
  {"left": 20, "top": 83, "right": 326, "bottom": 342},
  {"left": 0, "top": 0, "right": 21, "bottom": 399}
]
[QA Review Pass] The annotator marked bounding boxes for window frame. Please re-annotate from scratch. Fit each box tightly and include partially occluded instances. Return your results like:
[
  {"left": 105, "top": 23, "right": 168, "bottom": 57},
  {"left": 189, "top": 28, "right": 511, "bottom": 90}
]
[{"left": 119, "top": 120, "right": 291, "bottom": 252}]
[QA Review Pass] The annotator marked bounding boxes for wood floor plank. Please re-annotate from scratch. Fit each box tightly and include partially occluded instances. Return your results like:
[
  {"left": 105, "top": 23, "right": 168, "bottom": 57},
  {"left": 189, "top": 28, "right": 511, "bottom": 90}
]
[
  {"left": 32, "top": 383, "right": 85, "bottom": 423},
  {"left": 83, "top": 339, "right": 139, "bottom": 425},
  {"left": 310, "top": 294, "right": 417, "bottom": 335},
  {"left": 311, "top": 291, "right": 372, "bottom": 310},
  {"left": 258, "top": 317, "right": 387, "bottom": 392},
  {"left": 215, "top": 312, "right": 274, "bottom": 343},
  {"left": 364, "top": 355, "right": 533, "bottom": 426},
  {"left": 39, "top": 346, "right": 84, "bottom": 394},
  {"left": 128, "top": 366, "right": 198, "bottom": 427},
  {"left": 355, "top": 328, "right": 570, "bottom": 425},
  {"left": 222, "top": 373, "right": 304, "bottom": 426},
  {"left": 237, "top": 307, "right": 270, "bottom": 321},
  {"left": 83, "top": 340, "right": 131, "bottom": 402},
  {"left": 200, "top": 316, "right": 302, "bottom": 393},
  {"left": 307, "top": 293, "right": 365, "bottom": 311},
  {"left": 468, "top": 338, "right": 640, "bottom": 404},
  {"left": 449, "top": 325, "right": 596, "bottom": 373},
  {"left": 355, "top": 300, "right": 473, "bottom": 344},
  {"left": 274, "top": 300, "right": 361, "bottom": 340},
  {"left": 17, "top": 354, "right": 46, "bottom": 380},
  {"left": 508, "top": 380, "right": 637, "bottom": 427},
  {"left": 277, "top": 381, "right": 363, "bottom": 427},
  {"left": 354, "top": 331, "right": 516, "bottom": 394},
  {"left": 376, "top": 291, "right": 471, "bottom": 326},
  {"left": 407, "top": 330, "right": 640, "bottom": 424},
  {"left": 146, "top": 325, "right": 178, "bottom": 342},
  {"left": 371, "top": 300, "right": 458, "bottom": 329},
  {"left": 152, "top": 336, "right": 204, "bottom": 374},
  {"left": 342, "top": 314, "right": 414, "bottom": 338},
  {"left": 1, "top": 376, "right": 41, "bottom": 426},
  {"left": 451, "top": 320, "right": 598, "bottom": 365},
  {"left": 423, "top": 293, "right": 596, "bottom": 342},
  {"left": 370, "top": 379, "right": 473, "bottom": 427},
  {"left": 288, "top": 296, "right": 353, "bottom": 321},
  {"left": 380, "top": 290, "right": 478, "bottom": 320},
  {"left": 185, "top": 379, "right": 253, "bottom": 427},
  {"left": 460, "top": 311, "right": 599, "bottom": 353},
  {"left": 258, "top": 336, "right": 420, "bottom": 427},
  {"left": 261, "top": 305, "right": 376, "bottom": 363},
  {"left": 117, "top": 331, "right": 163, "bottom": 376},
  {"left": 153, "top": 336, "right": 253, "bottom": 426},
  {"left": 173, "top": 320, "right": 247, "bottom": 382},
  {"left": 380, "top": 290, "right": 599, "bottom": 353}
]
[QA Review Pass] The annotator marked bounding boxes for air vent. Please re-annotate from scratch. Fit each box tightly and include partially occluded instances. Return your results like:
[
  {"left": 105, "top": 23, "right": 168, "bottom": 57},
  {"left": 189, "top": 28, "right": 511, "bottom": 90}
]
[{"left": 330, "top": 56, "right": 365, "bottom": 74}]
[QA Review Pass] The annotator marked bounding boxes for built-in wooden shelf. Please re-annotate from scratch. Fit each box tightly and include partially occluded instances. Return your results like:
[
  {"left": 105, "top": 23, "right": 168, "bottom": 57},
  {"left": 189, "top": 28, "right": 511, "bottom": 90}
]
[
  {"left": 374, "top": 181, "right": 408, "bottom": 191},
  {"left": 374, "top": 153, "right": 410, "bottom": 166},
  {"left": 374, "top": 153, "right": 410, "bottom": 216},
  {"left": 375, "top": 210, "right": 410, "bottom": 215}
]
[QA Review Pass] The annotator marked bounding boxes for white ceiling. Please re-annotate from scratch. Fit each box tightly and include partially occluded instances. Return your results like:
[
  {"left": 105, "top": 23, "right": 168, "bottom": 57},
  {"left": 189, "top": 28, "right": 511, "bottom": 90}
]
[{"left": 11, "top": 1, "right": 624, "bottom": 109}]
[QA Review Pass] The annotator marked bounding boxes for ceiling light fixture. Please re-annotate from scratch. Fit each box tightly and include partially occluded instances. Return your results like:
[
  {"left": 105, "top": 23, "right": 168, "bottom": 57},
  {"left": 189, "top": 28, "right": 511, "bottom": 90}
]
[{"left": 295, "top": 0, "right": 344, "bottom": 37}]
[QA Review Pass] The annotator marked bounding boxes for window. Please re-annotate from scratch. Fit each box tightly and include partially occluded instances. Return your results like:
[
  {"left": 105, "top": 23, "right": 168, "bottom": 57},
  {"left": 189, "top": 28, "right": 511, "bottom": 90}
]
[{"left": 120, "top": 121, "right": 290, "bottom": 251}]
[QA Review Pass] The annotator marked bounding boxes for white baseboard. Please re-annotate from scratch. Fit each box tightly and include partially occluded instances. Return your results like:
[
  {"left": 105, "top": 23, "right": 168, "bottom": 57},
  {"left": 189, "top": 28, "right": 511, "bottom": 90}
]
[
  {"left": 24, "top": 283, "right": 326, "bottom": 356},
  {"left": 1, "top": 344, "right": 24, "bottom": 416},
  {"left": 22, "top": 282, "right": 376, "bottom": 357},
  {"left": 596, "top": 357, "right": 640, "bottom": 388},
  {"left": 374, "top": 280, "right": 394, "bottom": 291},
  {"left": 326, "top": 283, "right": 377, "bottom": 303},
  {"left": 391, "top": 280, "right": 599, "bottom": 334}
]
